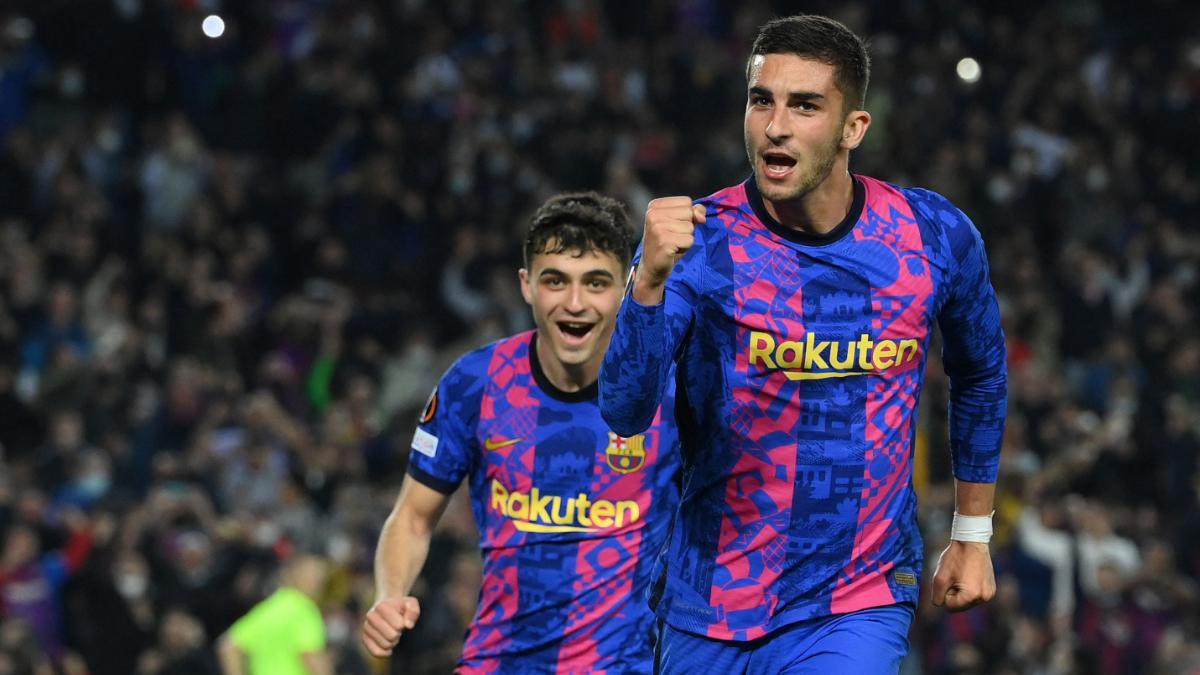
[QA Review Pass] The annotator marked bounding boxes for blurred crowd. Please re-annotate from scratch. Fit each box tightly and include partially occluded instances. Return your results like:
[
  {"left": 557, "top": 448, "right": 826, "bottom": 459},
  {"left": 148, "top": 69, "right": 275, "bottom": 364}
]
[{"left": 0, "top": 0, "right": 1196, "bottom": 673}]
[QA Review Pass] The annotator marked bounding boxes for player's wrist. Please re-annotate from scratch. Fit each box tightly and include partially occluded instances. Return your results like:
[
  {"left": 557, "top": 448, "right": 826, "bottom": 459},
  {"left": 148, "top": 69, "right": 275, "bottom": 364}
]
[
  {"left": 949, "top": 511, "right": 994, "bottom": 544},
  {"left": 373, "top": 590, "right": 409, "bottom": 606},
  {"left": 631, "top": 269, "right": 667, "bottom": 306}
]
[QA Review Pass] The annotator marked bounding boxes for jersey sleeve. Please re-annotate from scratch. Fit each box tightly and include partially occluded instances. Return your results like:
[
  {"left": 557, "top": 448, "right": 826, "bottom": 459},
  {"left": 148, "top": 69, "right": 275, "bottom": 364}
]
[
  {"left": 908, "top": 188, "right": 1008, "bottom": 483},
  {"left": 599, "top": 208, "right": 708, "bottom": 437},
  {"left": 295, "top": 601, "right": 326, "bottom": 652},
  {"left": 406, "top": 352, "right": 487, "bottom": 494},
  {"left": 228, "top": 599, "right": 267, "bottom": 648}
]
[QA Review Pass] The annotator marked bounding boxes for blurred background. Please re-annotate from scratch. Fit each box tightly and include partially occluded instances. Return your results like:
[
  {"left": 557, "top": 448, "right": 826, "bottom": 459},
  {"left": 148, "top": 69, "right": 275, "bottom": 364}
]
[{"left": 0, "top": 0, "right": 1196, "bottom": 673}]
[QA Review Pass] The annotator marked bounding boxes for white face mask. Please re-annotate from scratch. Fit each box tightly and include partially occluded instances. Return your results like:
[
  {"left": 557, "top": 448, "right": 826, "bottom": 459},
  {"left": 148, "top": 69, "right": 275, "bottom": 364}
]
[
  {"left": 97, "top": 127, "right": 121, "bottom": 154},
  {"left": 116, "top": 573, "right": 148, "bottom": 599},
  {"left": 59, "top": 68, "right": 85, "bottom": 99},
  {"left": 325, "top": 615, "right": 351, "bottom": 645},
  {"left": 408, "top": 343, "right": 434, "bottom": 363},
  {"left": 77, "top": 473, "right": 111, "bottom": 498},
  {"left": 253, "top": 521, "right": 281, "bottom": 548},
  {"left": 326, "top": 535, "right": 352, "bottom": 564}
]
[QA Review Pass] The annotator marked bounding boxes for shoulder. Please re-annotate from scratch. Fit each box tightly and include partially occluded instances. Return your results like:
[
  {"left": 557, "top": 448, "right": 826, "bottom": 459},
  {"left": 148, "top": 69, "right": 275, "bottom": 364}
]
[
  {"left": 440, "top": 332, "right": 531, "bottom": 389},
  {"left": 895, "top": 185, "right": 978, "bottom": 242},
  {"left": 275, "top": 589, "right": 323, "bottom": 627},
  {"left": 659, "top": 184, "right": 745, "bottom": 281},
  {"left": 698, "top": 183, "right": 746, "bottom": 209},
  {"left": 432, "top": 332, "right": 533, "bottom": 422},
  {"left": 693, "top": 182, "right": 751, "bottom": 242},
  {"left": 891, "top": 187, "right": 998, "bottom": 305}
]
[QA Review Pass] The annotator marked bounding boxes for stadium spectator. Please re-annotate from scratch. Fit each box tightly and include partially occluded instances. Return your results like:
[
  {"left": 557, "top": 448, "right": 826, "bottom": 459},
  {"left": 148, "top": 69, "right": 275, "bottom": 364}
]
[{"left": 217, "top": 554, "right": 331, "bottom": 675}]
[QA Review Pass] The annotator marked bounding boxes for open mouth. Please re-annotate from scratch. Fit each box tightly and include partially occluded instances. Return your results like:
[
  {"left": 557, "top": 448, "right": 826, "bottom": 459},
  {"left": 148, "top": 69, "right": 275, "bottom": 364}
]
[
  {"left": 762, "top": 153, "right": 797, "bottom": 179},
  {"left": 556, "top": 321, "right": 595, "bottom": 345}
]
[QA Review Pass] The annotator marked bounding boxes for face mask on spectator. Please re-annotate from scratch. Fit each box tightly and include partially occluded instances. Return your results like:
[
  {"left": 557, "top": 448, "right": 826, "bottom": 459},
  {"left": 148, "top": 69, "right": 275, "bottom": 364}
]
[
  {"left": 326, "top": 614, "right": 351, "bottom": 645},
  {"left": 327, "top": 534, "right": 352, "bottom": 564},
  {"left": 116, "top": 573, "right": 148, "bottom": 599},
  {"left": 77, "top": 472, "right": 111, "bottom": 499},
  {"left": 59, "top": 67, "right": 85, "bottom": 98},
  {"left": 253, "top": 520, "right": 281, "bottom": 548}
]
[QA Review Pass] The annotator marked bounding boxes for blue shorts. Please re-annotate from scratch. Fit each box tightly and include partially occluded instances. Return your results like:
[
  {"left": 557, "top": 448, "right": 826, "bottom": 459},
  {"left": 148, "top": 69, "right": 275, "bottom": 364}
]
[{"left": 655, "top": 604, "right": 914, "bottom": 675}]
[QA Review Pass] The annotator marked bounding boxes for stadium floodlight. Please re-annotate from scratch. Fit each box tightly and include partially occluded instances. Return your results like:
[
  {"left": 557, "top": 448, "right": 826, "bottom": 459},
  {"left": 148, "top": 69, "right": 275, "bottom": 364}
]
[
  {"left": 202, "top": 14, "right": 226, "bottom": 39},
  {"left": 956, "top": 57, "right": 982, "bottom": 84}
]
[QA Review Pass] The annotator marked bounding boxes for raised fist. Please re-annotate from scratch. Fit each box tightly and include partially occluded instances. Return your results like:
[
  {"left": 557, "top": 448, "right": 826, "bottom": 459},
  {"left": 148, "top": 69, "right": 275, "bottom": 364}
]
[{"left": 632, "top": 197, "right": 705, "bottom": 305}]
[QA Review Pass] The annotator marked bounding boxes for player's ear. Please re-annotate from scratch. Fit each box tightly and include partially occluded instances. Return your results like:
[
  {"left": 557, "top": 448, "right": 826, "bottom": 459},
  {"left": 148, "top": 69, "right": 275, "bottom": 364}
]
[
  {"left": 518, "top": 268, "right": 533, "bottom": 305},
  {"left": 841, "top": 109, "right": 871, "bottom": 150}
]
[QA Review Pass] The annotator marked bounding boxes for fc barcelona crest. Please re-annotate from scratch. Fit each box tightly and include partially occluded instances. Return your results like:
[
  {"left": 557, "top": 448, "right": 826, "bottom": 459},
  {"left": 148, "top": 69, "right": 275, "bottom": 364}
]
[{"left": 606, "top": 432, "right": 646, "bottom": 474}]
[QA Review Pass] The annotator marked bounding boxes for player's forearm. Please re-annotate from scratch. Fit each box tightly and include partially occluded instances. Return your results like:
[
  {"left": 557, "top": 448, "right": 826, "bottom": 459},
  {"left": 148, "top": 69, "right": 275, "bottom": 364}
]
[
  {"left": 599, "top": 297, "right": 672, "bottom": 436},
  {"left": 953, "top": 479, "right": 995, "bottom": 516},
  {"left": 946, "top": 318, "right": 1007, "bottom": 483},
  {"left": 374, "top": 507, "right": 435, "bottom": 600},
  {"left": 948, "top": 368, "right": 1007, "bottom": 482}
]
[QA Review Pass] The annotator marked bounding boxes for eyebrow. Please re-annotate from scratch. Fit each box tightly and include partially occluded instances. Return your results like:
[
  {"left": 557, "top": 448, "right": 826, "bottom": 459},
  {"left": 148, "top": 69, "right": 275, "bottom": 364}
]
[
  {"left": 748, "top": 86, "right": 826, "bottom": 102},
  {"left": 538, "top": 268, "right": 616, "bottom": 280}
]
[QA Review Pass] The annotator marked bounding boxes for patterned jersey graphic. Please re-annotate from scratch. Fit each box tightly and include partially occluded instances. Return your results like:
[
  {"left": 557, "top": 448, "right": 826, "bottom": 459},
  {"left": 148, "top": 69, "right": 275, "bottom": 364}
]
[
  {"left": 408, "top": 331, "right": 681, "bottom": 672},
  {"left": 599, "top": 175, "right": 1007, "bottom": 641}
]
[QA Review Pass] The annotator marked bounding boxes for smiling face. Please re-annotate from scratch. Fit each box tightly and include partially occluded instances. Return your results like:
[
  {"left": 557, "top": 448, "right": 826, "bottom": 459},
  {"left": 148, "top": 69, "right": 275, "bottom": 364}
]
[
  {"left": 744, "top": 53, "right": 854, "bottom": 204},
  {"left": 520, "top": 245, "right": 624, "bottom": 375}
]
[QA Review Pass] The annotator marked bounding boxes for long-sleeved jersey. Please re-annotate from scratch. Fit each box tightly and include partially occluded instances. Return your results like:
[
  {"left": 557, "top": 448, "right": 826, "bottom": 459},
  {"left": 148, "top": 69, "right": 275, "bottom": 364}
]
[
  {"left": 409, "top": 330, "right": 680, "bottom": 673},
  {"left": 599, "top": 175, "right": 1007, "bottom": 641}
]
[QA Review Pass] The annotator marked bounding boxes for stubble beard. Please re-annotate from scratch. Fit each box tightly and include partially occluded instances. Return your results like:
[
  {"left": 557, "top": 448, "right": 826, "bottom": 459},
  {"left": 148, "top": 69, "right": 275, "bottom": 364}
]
[{"left": 748, "top": 131, "right": 843, "bottom": 204}]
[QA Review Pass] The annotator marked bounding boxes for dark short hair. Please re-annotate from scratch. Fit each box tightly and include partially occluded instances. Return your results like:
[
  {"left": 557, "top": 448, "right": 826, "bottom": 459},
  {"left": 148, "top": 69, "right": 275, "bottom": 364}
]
[
  {"left": 748, "top": 15, "right": 871, "bottom": 111},
  {"left": 523, "top": 191, "right": 634, "bottom": 270}
]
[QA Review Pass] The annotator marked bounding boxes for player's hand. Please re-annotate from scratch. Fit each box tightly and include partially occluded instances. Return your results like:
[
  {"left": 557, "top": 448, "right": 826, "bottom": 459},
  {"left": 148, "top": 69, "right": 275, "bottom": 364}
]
[
  {"left": 361, "top": 596, "right": 421, "bottom": 657},
  {"left": 930, "top": 540, "right": 996, "bottom": 612},
  {"left": 633, "top": 197, "right": 705, "bottom": 305}
]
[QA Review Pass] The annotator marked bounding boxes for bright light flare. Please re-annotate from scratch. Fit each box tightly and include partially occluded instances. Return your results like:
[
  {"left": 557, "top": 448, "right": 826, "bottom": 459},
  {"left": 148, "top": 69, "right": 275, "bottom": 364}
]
[
  {"left": 956, "top": 57, "right": 982, "bottom": 84},
  {"left": 202, "top": 15, "right": 225, "bottom": 39}
]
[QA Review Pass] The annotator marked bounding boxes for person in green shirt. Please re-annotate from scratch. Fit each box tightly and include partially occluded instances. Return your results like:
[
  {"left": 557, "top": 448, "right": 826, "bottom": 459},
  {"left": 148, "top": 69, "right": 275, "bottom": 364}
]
[{"left": 217, "top": 554, "right": 332, "bottom": 675}]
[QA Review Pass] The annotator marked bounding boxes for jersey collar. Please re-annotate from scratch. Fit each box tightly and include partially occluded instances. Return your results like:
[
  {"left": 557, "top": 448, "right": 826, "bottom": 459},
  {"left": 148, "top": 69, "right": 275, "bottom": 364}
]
[
  {"left": 528, "top": 333, "right": 598, "bottom": 403},
  {"left": 744, "top": 173, "right": 865, "bottom": 246}
]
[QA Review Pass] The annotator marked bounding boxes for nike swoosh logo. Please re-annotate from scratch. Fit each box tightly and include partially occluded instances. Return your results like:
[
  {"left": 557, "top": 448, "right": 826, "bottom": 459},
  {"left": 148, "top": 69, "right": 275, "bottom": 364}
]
[{"left": 484, "top": 437, "right": 523, "bottom": 450}]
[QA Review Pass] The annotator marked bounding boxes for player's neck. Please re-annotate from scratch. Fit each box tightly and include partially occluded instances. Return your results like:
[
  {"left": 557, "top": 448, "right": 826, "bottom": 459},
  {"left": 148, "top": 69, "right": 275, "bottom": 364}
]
[
  {"left": 764, "top": 167, "right": 855, "bottom": 234},
  {"left": 534, "top": 334, "right": 598, "bottom": 394}
]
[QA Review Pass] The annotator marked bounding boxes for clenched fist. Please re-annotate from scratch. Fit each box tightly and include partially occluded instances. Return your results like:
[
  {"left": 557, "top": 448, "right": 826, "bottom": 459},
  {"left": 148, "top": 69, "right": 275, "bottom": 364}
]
[
  {"left": 931, "top": 540, "right": 996, "bottom": 612},
  {"left": 361, "top": 596, "right": 421, "bottom": 657},
  {"left": 632, "top": 197, "right": 705, "bottom": 305}
]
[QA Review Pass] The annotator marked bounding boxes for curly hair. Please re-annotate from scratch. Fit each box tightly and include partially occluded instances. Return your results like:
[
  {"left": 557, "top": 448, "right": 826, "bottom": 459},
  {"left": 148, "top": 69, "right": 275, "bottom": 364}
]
[{"left": 523, "top": 191, "right": 635, "bottom": 271}]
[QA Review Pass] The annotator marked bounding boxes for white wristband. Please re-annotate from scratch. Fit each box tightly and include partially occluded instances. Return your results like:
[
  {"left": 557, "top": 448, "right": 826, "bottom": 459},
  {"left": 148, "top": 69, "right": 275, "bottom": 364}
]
[{"left": 950, "top": 511, "right": 994, "bottom": 543}]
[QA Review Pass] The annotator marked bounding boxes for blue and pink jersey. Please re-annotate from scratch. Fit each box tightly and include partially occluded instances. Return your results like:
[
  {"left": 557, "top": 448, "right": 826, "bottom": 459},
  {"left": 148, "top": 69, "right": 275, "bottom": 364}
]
[
  {"left": 408, "top": 330, "right": 680, "bottom": 673},
  {"left": 599, "top": 175, "right": 1007, "bottom": 641}
]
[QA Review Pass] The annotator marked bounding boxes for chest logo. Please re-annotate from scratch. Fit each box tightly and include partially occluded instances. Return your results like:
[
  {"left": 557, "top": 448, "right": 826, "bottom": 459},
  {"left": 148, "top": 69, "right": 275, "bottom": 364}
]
[
  {"left": 748, "top": 331, "right": 921, "bottom": 380},
  {"left": 606, "top": 432, "right": 646, "bottom": 474},
  {"left": 484, "top": 436, "right": 523, "bottom": 450}
]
